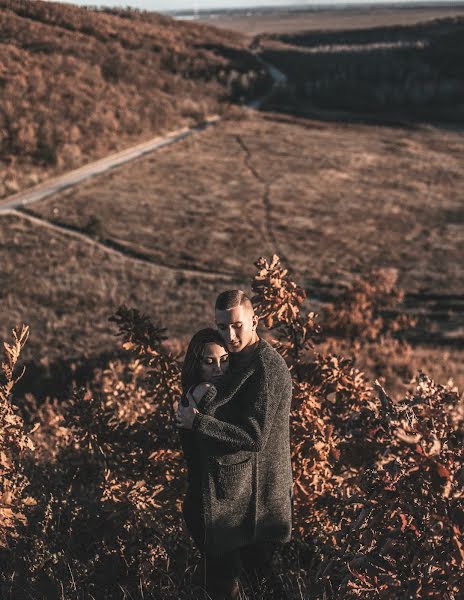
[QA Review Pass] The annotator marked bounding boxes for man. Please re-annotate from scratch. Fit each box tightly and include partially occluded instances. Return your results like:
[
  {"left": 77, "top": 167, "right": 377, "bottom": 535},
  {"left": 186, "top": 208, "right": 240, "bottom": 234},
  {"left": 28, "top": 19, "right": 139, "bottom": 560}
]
[{"left": 177, "top": 290, "right": 294, "bottom": 600}]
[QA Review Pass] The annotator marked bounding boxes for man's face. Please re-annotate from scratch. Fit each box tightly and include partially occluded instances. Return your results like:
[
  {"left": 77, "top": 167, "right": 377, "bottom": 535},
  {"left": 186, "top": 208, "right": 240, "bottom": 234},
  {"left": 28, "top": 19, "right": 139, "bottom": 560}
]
[{"left": 215, "top": 304, "right": 257, "bottom": 353}]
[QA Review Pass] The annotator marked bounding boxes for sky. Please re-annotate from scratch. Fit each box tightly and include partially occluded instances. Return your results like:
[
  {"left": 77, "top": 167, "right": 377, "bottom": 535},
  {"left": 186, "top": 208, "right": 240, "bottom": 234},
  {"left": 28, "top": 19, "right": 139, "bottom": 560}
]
[{"left": 48, "top": 0, "right": 447, "bottom": 13}]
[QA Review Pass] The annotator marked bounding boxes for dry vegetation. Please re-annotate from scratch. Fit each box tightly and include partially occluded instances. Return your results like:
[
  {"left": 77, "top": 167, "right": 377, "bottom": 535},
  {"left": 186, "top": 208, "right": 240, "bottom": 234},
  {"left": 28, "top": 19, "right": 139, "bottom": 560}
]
[
  {"left": 5, "top": 114, "right": 462, "bottom": 381},
  {"left": 21, "top": 115, "right": 464, "bottom": 296},
  {"left": 0, "top": 256, "right": 463, "bottom": 599},
  {"left": 1, "top": 5, "right": 464, "bottom": 595},
  {"left": 206, "top": 4, "right": 464, "bottom": 36},
  {"left": 0, "top": 210, "right": 236, "bottom": 360},
  {"left": 0, "top": 0, "right": 269, "bottom": 197}
]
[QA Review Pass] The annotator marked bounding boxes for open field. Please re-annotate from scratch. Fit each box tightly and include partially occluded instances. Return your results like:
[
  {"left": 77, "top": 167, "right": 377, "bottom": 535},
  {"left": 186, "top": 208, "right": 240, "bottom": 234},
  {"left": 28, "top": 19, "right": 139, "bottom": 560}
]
[
  {"left": 23, "top": 113, "right": 464, "bottom": 295},
  {"left": 3, "top": 111, "right": 463, "bottom": 390},
  {"left": 201, "top": 3, "right": 464, "bottom": 36}
]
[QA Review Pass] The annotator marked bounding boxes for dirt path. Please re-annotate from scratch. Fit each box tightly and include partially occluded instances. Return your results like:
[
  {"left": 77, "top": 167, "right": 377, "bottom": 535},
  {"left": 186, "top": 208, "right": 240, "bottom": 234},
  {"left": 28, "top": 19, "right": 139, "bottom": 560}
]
[
  {"left": 235, "top": 134, "right": 290, "bottom": 266},
  {"left": 3, "top": 207, "right": 240, "bottom": 280},
  {"left": 10, "top": 203, "right": 463, "bottom": 344},
  {"left": 0, "top": 55, "right": 290, "bottom": 289},
  {"left": 0, "top": 117, "right": 221, "bottom": 213}
]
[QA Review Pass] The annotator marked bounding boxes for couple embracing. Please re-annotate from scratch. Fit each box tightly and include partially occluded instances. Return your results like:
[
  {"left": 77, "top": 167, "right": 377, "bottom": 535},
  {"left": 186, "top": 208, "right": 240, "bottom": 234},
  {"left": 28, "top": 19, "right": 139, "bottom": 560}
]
[{"left": 176, "top": 289, "right": 294, "bottom": 600}]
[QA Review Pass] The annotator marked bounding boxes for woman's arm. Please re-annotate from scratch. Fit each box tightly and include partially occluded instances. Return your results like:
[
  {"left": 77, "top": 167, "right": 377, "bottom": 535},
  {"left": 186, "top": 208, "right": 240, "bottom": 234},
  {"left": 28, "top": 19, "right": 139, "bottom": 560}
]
[{"left": 176, "top": 383, "right": 213, "bottom": 429}]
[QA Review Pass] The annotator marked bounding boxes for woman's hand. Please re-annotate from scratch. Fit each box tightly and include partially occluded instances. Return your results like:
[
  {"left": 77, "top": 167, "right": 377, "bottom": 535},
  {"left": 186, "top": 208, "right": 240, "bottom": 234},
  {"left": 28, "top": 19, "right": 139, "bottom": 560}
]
[
  {"left": 176, "top": 392, "right": 199, "bottom": 430},
  {"left": 191, "top": 382, "right": 213, "bottom": 403}
]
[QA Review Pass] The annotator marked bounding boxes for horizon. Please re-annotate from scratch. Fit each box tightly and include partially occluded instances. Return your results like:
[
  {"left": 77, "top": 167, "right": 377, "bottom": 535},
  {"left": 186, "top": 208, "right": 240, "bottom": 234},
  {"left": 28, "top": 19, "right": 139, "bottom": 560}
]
[{"left": 44, "top": 0, "right": 464, "bottom": 14}]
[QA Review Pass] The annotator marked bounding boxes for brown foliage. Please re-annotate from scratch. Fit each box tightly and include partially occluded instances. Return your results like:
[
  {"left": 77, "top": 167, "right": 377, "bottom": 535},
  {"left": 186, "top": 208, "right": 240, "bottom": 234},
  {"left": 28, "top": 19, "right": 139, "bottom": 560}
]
[
  {"left": 109, "top": 305, "right": 182, "bottom": 438},
  {"left": 322, "top": 268, "right": 416, "bottom": 346},
  {"left": 252, "top": 256, "right": 464, "bottom": 598},
  {"left": 0, "top": 258, "right": 462, "bottom": 598},
  {"left": 252, "top": 254, "right": 321, "bottom": 369},
  {"left": 0, "top": 325, "right": 37, "bottom": 548}
]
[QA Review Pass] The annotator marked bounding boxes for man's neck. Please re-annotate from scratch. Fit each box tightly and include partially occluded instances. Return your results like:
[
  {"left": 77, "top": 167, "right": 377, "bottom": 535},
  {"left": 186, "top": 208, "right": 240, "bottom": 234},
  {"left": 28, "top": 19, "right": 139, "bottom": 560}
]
[
  {"left": 229, "top": 336, "right": 260, "bottom": 372},
  {"left": 241, "top": 335, "right": 260, "bottom": 355}
]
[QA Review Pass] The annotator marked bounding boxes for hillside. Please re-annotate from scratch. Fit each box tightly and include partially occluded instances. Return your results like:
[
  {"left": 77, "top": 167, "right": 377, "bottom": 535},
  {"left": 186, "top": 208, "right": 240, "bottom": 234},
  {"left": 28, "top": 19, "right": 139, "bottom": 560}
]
[
  {"left": 0, "top": 0, "right": 268, "bottom": 197},
  {"left": 1, "top": 2, "right": 463, "bottom": 395},
  {"left": 3, "top": 111, "right": 463, "bottom": 396},
  {"left": 257, "top": 16, "right": 464, "bottom": 120}
]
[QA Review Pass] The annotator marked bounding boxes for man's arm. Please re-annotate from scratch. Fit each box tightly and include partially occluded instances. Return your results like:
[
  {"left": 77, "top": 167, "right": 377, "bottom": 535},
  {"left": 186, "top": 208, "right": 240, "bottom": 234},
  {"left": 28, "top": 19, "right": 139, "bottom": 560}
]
[{"left": 191, "top": 364, "right": 291, "bottom": 453}]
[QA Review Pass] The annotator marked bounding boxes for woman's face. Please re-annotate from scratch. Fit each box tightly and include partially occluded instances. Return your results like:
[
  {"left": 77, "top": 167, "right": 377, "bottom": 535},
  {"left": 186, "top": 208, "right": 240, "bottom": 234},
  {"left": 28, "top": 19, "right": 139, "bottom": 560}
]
[{"left": 199, "top": 342, "right": 229, "bottom": 383}]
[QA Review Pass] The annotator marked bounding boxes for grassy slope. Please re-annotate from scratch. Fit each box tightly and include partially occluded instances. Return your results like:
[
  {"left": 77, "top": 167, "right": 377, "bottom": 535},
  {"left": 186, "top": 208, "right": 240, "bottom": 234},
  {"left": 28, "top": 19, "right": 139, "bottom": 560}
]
[
  {"left": 3, "top": 113, "right": 463, "bottom": 373},
  {"left": 0, "top": 0, "right": 265, "bottom": 197},
  {"left": 1, "top": 5, "right": 463, "bottom": 392}
]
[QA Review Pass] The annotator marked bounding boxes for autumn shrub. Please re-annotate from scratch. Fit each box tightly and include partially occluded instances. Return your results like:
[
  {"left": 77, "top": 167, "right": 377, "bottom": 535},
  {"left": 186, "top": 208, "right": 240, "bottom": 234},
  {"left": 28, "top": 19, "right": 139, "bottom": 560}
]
[
  {"left": 177, "top": 98, "right": 209, "bottom": 123},
  {"left": 0, "top": 325, "right": 37, "bottom": 551},
  {"left": 250, "top": 255, "right": 464, "bottom": 598},
  {"left": 3, "top": 316, "right": 190, "bottom": 598},
  {"left": 0, "top": 258, "right": 462, "bottom": 599},
  {"left": 312, "top": 267, "right": 421, "bottom": 397}
]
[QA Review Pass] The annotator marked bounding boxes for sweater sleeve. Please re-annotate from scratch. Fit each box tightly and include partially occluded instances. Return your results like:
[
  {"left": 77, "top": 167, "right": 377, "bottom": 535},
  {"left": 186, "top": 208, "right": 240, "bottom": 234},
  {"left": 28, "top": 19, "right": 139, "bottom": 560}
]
[{"left": 191, "top": 362, "right": 287, "bottom": 453}]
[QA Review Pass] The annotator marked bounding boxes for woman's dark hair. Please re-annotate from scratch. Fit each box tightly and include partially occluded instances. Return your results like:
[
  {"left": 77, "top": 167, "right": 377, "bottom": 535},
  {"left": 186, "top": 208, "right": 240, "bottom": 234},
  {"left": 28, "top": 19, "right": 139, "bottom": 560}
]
[{"left": 181, "top": 328, "right": 227, "bottom": 393}]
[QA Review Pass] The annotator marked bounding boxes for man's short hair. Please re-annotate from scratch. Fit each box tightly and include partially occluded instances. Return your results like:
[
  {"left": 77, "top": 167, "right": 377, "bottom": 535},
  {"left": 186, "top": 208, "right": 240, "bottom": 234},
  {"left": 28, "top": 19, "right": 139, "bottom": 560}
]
[{"left": 215, "top": 290, "right": 253, "bottom": 312}]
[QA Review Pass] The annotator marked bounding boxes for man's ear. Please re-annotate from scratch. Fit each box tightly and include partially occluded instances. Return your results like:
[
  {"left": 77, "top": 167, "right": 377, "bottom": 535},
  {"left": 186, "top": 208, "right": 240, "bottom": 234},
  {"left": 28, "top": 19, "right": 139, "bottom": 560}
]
[{"left": 252, "top": 314, "right": 259, "bottom": 329}]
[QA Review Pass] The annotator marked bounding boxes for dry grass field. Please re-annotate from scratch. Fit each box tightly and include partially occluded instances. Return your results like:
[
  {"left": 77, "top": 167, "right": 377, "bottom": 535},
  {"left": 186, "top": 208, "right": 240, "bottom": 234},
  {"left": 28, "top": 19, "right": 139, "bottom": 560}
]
[
  {"left": 22, "top": 114, "right": 464, "bottom": 295},
  {"left": 204, "top": 3, "right": 464, "bottom": 36},
  {"left": 3, "top": 111, "right": 463, "bottom": 390},
  {"left": 1, "top": 1, "right": 463, "bottom": 392}
]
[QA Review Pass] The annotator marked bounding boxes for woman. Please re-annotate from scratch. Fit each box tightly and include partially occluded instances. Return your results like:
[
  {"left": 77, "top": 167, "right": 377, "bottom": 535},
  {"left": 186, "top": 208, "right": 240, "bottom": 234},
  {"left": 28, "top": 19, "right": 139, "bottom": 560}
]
[
  {"left": 177, "top": 327, "right": 273, "bottom": 600},
  {"left": 177, "top": 328, "right": 229, "bottom": 555}
]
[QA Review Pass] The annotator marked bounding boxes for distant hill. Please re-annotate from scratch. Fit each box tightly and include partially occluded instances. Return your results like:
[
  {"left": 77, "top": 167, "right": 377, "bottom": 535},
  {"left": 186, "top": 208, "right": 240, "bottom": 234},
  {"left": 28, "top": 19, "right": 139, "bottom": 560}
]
[
  {"left": 0, "top": 0, "right": 268, "bottom": 197},
  {"left": 257, "top": 15, "right": 464, "bottom": 119}
]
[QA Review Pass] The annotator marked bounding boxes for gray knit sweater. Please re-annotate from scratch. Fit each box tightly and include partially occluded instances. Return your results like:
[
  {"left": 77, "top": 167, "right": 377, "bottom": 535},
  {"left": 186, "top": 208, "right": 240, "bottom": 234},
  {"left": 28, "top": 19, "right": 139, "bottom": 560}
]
[{"left": 191, "top": 337, "right": 293, "bottom": 556}]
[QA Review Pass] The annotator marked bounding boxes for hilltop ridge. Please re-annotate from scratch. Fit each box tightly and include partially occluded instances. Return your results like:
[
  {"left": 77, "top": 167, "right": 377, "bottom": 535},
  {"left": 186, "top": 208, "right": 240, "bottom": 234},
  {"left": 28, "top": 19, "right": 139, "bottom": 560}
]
[{"left": 0, "top": 0, "right": 268, "bottom": 197}]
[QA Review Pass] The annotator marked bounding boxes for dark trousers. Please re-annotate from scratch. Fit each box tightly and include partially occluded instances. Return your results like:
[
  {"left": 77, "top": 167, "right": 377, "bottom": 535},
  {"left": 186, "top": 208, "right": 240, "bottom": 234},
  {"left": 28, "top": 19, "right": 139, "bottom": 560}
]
[
  {"left": 183, "top": 496, "right": 278, "bottom": 599},
  {"left": 194, "top": 542, "right": 278, "bottom": 600}
]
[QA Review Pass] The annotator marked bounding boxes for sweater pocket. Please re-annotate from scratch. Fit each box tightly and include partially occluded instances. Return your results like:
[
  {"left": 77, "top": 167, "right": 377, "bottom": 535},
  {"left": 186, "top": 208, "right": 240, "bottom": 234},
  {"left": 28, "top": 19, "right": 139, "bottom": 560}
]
[{"left": 214, "top": 456, "right": 253, "bottom": 500}]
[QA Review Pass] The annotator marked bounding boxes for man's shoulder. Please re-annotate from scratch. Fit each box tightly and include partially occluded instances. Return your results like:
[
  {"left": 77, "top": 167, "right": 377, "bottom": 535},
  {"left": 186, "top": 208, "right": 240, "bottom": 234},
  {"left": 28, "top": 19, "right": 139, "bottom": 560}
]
[
  {"left": 256, "top": 339, "right": 290, "bottom": 376},
  {"left": 253, "top": 341, "right": 292, "bottom": 400}
]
